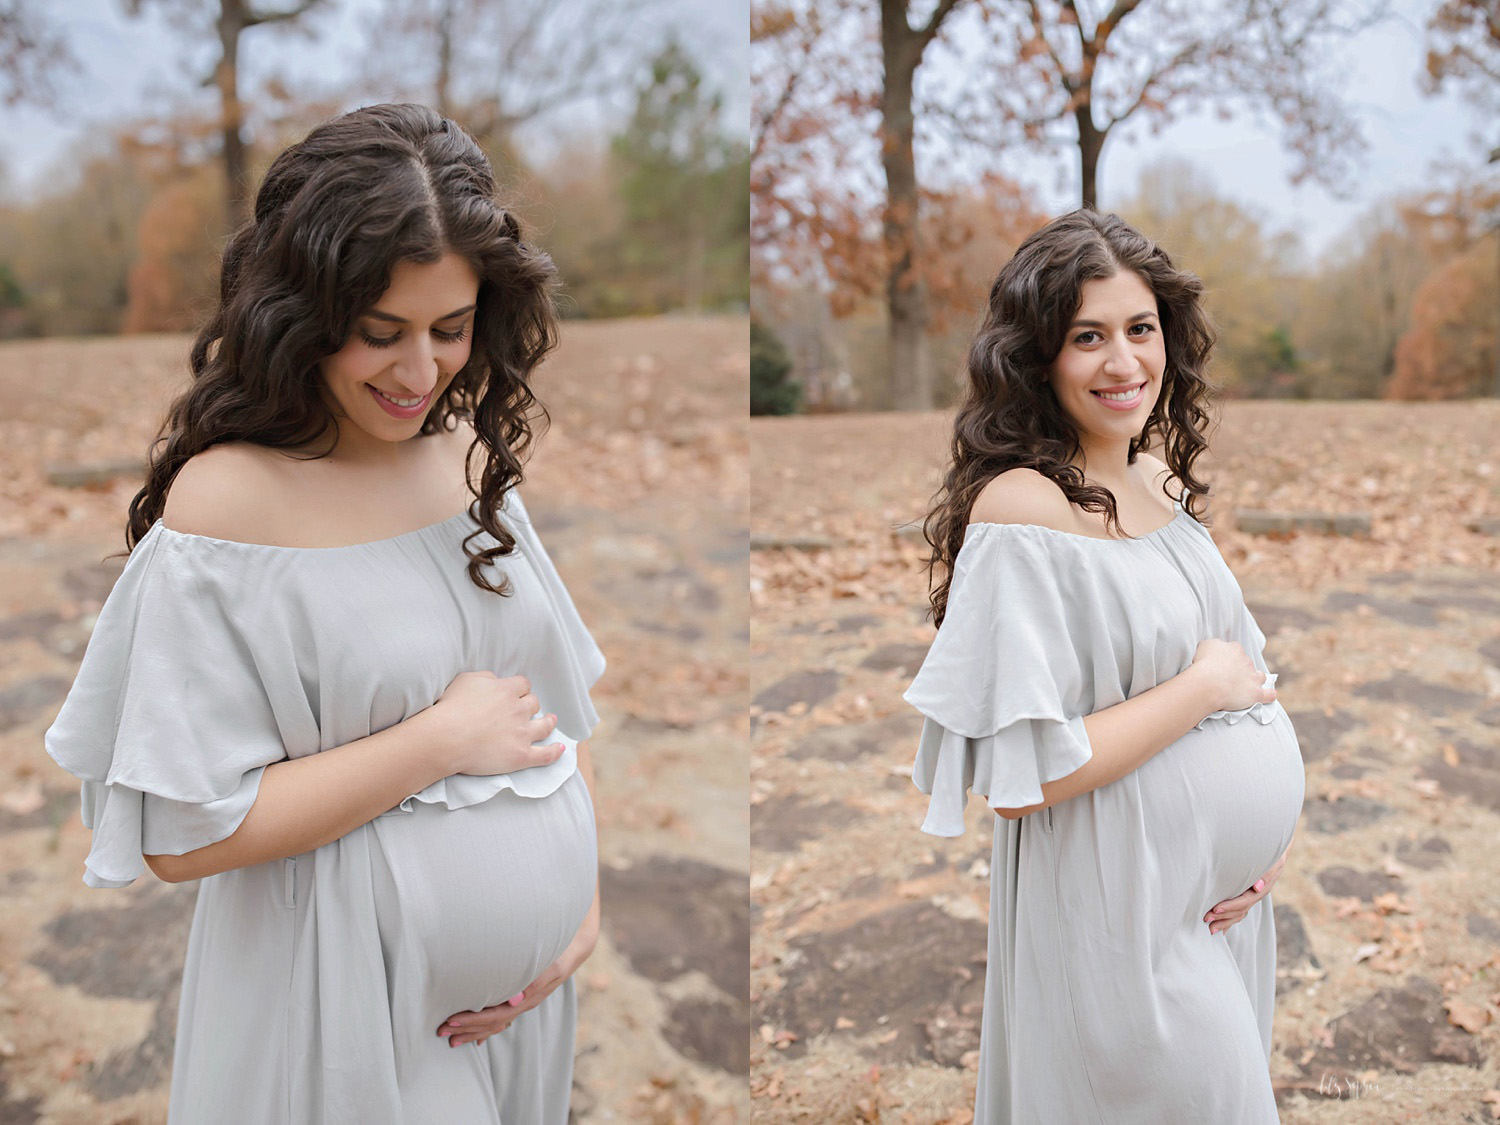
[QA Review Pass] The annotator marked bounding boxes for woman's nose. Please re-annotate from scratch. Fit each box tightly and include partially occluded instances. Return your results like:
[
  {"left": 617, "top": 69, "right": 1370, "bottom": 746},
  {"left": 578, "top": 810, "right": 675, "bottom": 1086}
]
[
  {"left": 1101, "top": 336, "right": 1135, "bottom": 375},
  {"left": 393, "top": 337, "right": 441, "bottom": 396}
]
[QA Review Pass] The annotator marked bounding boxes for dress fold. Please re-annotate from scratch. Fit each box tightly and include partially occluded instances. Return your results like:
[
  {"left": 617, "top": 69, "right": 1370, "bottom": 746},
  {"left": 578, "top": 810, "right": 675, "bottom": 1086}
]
[
  {"left": 46, "top": 487, "right": 603, "bottom": 1123},
  {"left": 906, "top": 500, "right": 1304, "bottom": 1123}
]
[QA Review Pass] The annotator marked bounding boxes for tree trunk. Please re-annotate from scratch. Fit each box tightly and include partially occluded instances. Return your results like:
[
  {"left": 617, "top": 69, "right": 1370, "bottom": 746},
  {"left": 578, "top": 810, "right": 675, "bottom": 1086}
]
[
  {"left": 435, "top": 0, "right": 455, "bottom": 117},
  {"left": 880, "top": 0, "right": 930, "bottom": 411},
  {"left": 1075, "top": 104, "right": 1105, "bottom": 211},
  {"left": 1493, "top": 226, "right": 1500, "bottom": 397},
  {"left": 217, "top": 0, "right": 249, "bottom": 229}
]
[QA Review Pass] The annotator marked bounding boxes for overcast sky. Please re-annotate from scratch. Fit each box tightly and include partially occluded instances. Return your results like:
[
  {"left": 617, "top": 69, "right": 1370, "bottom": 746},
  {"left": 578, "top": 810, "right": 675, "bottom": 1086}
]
[
  {"left": 949, "top": 0, "right": 1489, "bottom": 260},
  {"left": 0, "top": 0, "right": 748, "bottom": 199},
  {"left": 2, "top": 1, "right": 1487, "bottom": 262}
]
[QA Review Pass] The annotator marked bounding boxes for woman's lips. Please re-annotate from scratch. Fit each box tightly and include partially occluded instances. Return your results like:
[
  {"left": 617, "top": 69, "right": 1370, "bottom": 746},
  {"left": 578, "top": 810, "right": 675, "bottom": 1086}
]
[
  {"left": 1091, "top": 382, "right": 1146, "bottom": 411},
  {"left": 366, "top": 384, "right": 432, "bottom": 419}
]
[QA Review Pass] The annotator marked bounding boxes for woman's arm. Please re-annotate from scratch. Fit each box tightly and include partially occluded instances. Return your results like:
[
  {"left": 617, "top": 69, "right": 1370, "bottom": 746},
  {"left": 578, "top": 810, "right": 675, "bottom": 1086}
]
[
  {"left": 146, "top": 707, "right": 463, "bottom": 883},
  {"left": 996, "top": 664, "right": 1216, "bottom": 819},
  {"left": 996, "top": 638, "right": 1274, "bottom": 819},
  {"left": 145, "top": 674, "right": 563, "bottom": 883}
]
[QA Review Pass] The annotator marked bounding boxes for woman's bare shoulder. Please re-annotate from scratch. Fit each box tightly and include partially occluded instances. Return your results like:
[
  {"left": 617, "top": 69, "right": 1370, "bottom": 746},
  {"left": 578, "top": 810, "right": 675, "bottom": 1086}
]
[
  {"left": 160, "top": 443, "right": 286, "bottom": 541},
  {"left": 436, "top": 414, "right": 481, "bottom": 495},
  {"left": 1134, "top": 450, "right": 1184, "bottom": 501},
  {"left": 968, "top": 468, "right": 1076, "bottom": 531}
]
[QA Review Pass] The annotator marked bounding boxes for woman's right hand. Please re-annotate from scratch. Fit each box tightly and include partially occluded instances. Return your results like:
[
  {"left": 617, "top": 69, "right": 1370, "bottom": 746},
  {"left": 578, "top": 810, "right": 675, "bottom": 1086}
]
[
  {"left": 423, "top": 672, "right": 565, "bottom": 777},
  {"left": 1189, "top": 639, "right": 1277, "bottom": 714}
]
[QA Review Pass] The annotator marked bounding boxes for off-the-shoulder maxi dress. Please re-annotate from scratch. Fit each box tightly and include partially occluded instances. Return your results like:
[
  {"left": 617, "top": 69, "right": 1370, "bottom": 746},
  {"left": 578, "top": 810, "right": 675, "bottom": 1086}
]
[
  {"left": 45, "top": 489, "right": 604, "bottom": 1124},
  {"left": 905, "top": 496, "right": 1305, "bottom": 1124}
]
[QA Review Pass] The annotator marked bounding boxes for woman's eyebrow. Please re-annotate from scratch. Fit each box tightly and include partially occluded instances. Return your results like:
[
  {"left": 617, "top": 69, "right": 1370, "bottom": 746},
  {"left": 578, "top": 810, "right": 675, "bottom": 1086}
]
[
  {"left": 365, "top": 303, "right": 476, "bottom": 324},
  {"left": 1070, "top": 310, "right": 1158, "bottom": 328}
]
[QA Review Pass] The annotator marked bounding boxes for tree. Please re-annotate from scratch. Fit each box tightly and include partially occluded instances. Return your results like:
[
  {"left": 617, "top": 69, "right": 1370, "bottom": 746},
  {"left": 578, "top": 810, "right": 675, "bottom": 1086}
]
[
  {"left": 879, "top": 0, "right": 969, "bottom": 410},
  {"left": 1421, "top": 0, "right": 1500, "bottom": 393},
  {"left": 124, "top": 163, "right": 224, "bottom": 333},
  {"left": 127, "top": 0, "right": 326, "bottom": 228},
  {"left": 0, "top": 128, "right": 162, "bottom": 335},
  {"left": 752, "top": 0, "right": 977, "bottom": 409},
  {"left": 751, "top": 319, "right": 802, "bottom": 415},
  {"left": 1117, "top": 159, "right": 1303, "bottom": 396},
  {"left": 963, "top": 0, "right": 1384, "bottom": 211},
  {"left": 1287, "top": 180, "right": 1494, "bottom": 397},
  {"left": 362, "top": 0, "right": 659, "bottom": 158},
  {"left": 1424, "top": 0, "right": 1500, "bottom": 163},
  {"left": 1387, "top": 233, "right": 1499, "bottom": 399},
  {"left": 753, "top": 0, "right": 1386, "bottom": 410},
  {"left": 605, "top": 39, "right": 748, "bottom": 314},
  {"left": 751, "top": 2, "right": 882, "bottom": 303},
  {"left": 0, "top": 0, "right": 73, "bottom": 107}
]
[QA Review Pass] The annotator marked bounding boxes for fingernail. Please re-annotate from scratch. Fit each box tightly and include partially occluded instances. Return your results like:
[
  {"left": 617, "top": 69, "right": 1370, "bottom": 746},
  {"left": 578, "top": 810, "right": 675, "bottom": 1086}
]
[
  {"left": 1254, "top": 880, "right": 1265, "bottom": 892},
  {"left": 509, "top": 992, "right": 525, "bottom": 1005}
]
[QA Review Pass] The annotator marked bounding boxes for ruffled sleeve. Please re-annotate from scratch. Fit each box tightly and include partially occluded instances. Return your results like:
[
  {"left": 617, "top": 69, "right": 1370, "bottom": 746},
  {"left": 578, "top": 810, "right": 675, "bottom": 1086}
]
[
  {"left": 44, "top": 527, "right": 314, "bottom": 888},
  {"left": 499, "top": 488, "right": 606, "bottom": 742},
  {"left": 393, "top": 488, "right": 607, "bottom": 812},
  {"left": 904, "top": 527, "right": 1100, "bottom": 837}
]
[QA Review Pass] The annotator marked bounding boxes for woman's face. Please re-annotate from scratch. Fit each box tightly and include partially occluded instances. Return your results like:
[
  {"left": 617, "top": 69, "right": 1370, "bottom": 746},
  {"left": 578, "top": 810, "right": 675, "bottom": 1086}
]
[
  {"left": 1048, "top": 269, "right": 1165, "bottom": 453},
  {"left": 318, "top": 251, "right": 481, "bottom": 457}
]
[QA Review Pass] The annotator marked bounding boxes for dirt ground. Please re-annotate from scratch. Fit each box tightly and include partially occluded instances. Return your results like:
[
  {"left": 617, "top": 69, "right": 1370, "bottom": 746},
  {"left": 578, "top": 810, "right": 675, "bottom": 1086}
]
[
  {"left": 749, "top": 404, "right": 1500, "bottom": 1124},
  {"left": 0, "top": 315, "right": 749, "bottom": 1123}
]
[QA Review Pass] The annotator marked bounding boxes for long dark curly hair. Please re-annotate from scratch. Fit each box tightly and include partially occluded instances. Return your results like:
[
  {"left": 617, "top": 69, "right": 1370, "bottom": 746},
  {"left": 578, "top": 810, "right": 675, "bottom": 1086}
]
[
  {"left": 123, "top": 102, "right": 558, "bottom": 595},
  {"left": 924, "top": 209, "right": 1217, "bottom": 627}
]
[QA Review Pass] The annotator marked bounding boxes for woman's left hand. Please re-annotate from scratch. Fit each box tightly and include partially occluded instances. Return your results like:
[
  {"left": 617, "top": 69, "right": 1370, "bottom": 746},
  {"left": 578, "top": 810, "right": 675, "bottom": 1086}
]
[
  {"left": 437, "top": 897, "right": 601, "bottom": 1047},
  {"left": 1204, "top": 842, "right": 1291, "bottom": 936}
]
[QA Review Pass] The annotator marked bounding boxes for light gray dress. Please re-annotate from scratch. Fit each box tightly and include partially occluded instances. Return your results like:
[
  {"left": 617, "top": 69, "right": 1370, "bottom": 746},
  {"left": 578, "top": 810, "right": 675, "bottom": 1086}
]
[
  {"left": 44, "top": 489, "right": 605, "bottom": 1124},
  {"left": 905, "top": 496, "right": 1305, "bottom": 1124}
]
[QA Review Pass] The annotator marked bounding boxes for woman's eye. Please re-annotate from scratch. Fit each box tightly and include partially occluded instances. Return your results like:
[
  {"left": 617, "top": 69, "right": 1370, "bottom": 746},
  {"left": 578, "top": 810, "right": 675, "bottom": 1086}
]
[
  {"left": 1130, "top": 322, "right": 1156, "bottom": 336},
  {"left": 1074, "top": 331, "right": 1099, "bottom": 345},
  {"left": 358, "top": 324, "right": 469, "bottom": 348}
]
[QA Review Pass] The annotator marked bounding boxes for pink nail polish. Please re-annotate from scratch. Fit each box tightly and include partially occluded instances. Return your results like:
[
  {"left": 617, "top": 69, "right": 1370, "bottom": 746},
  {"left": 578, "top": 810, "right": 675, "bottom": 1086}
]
[
  {"left": 508, "top": 992, "right": 525, "bottom": 1005},
  {"left": 1254, "top": 879, "right": 1265, "bottom": 892}
]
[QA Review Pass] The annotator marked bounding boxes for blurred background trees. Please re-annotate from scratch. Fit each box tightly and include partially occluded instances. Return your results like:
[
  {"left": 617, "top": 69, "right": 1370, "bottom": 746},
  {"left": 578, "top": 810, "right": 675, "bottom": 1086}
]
[
  {"left": 0, "top": 0, "right": 747, "bottom": 340},
  {"left": 752, "top": 0, "right": 1500, "bottom": 410}
]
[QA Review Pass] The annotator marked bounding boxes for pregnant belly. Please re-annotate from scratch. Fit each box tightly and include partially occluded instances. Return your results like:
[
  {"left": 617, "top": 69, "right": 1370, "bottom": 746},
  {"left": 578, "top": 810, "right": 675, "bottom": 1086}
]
[
  {"left": 1138, "top": 703, "right": 1305, "bottom": 910},
  {"left": 368, "top": 769, "right": 597, "bottom": 1028}
]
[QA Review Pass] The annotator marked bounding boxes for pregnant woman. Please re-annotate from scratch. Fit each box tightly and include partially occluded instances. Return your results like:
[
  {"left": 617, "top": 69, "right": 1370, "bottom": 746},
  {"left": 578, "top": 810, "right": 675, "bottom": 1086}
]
[
  {"left": 44, "top": 104, "right": 603, "bottom": 1122},
  {"left": 906, "top": 209, "right": 1304, "bottom": 1122}
]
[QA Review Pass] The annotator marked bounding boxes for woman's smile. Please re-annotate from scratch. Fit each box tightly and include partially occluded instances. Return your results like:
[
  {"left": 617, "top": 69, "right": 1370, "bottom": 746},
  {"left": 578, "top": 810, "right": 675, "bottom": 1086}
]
[
  {"left": 1091, "top": 380, "right": 1147, "bottom": 410},
  {"left": 367, "top": 385, "right": 433, "bottom": 418}
]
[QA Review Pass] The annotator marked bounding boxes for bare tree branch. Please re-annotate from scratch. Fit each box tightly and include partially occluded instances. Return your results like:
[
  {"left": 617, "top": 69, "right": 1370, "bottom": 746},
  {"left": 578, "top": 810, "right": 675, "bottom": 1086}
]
[
  {"left": 1027, "top": 0, "right": 1075, "bottom": 93},
  {"left": 1095, "top": 0, "right": 1144, "bottom": 44},
  {"left": 242, "top": 0, "right": 320, "bottom": 29},
  {"left": 0, "top": 0, "right": 74, "bottom": 108},
  {"left": 917, "top": 0, "right": 966, "bottom": 50}
]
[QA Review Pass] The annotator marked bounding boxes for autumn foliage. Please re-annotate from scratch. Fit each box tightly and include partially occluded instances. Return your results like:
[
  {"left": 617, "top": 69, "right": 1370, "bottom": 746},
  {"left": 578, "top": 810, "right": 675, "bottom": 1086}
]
[{"left": 1388, "top": 233, "right": 1499, "bottom": 400}]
